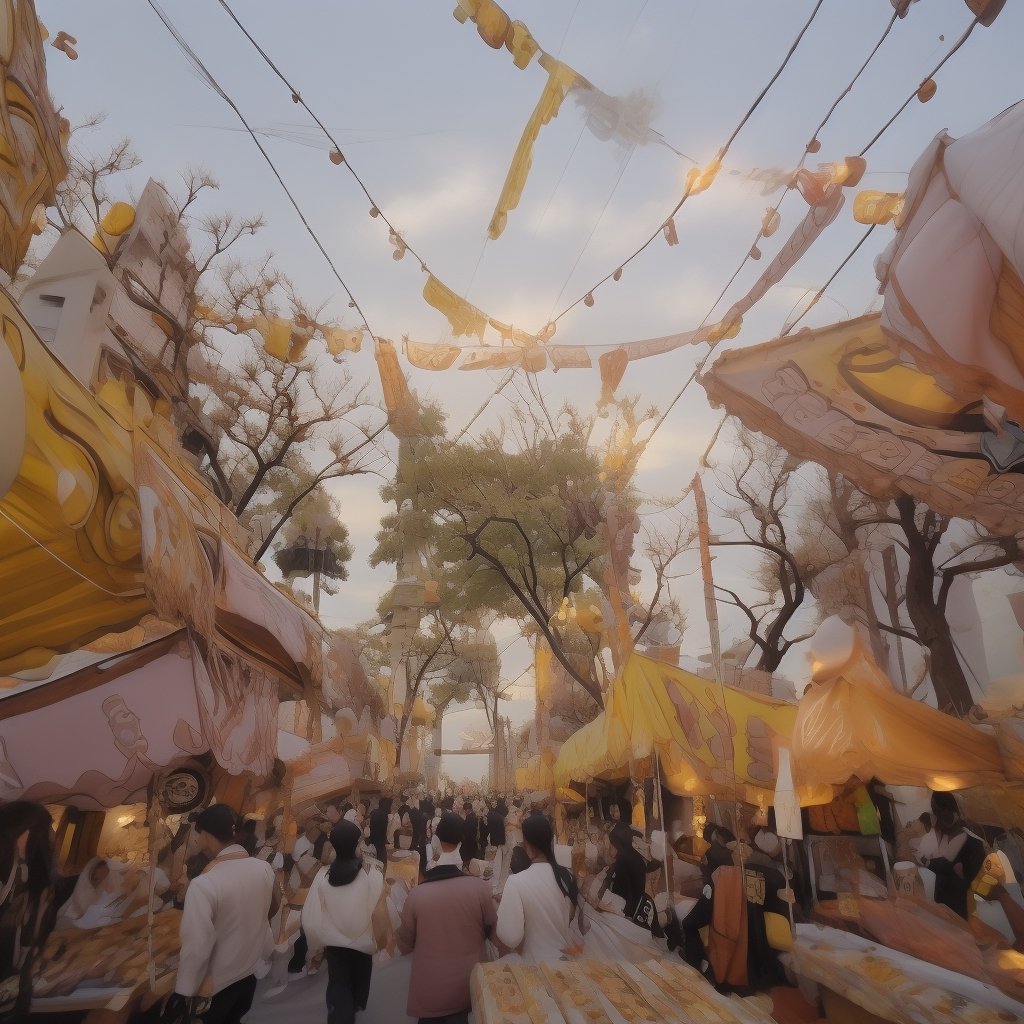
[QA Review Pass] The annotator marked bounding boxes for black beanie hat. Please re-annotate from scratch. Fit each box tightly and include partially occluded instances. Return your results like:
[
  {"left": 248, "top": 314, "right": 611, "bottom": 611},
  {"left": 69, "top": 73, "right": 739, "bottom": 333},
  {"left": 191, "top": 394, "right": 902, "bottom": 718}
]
[{"left": 195, "top": 804, "right": 238, "bottom": 845}]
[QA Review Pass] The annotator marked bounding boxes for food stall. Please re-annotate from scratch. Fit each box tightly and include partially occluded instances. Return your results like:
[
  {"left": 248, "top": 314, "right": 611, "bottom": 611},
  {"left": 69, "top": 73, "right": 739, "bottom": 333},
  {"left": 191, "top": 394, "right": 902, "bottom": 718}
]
[{"left": 472, "top": 957, "right": 778, "bottom": 1024}]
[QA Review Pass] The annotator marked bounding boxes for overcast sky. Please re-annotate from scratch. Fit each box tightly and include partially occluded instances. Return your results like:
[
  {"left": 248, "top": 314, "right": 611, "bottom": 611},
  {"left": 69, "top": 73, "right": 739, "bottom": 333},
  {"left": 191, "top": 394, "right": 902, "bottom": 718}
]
[{"left": 37, "top": 0, "right": 1024, "bottom": 783}]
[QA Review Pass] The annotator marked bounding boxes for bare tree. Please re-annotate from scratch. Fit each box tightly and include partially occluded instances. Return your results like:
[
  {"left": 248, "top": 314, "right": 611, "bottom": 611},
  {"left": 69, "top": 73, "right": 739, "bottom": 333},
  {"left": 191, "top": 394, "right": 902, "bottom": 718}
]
[{"left": 711, "top": 428, "right": 825, "bottom": 673}]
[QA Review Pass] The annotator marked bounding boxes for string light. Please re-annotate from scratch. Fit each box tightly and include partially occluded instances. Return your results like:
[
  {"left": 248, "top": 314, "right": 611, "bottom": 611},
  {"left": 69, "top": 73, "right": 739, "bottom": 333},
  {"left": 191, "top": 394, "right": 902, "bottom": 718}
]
[
  {"left": 215, "top": 0, "right": 824, "bottom": 346},
  {"left": 146, "top": 1, "right": 379, "bottom": 348}
]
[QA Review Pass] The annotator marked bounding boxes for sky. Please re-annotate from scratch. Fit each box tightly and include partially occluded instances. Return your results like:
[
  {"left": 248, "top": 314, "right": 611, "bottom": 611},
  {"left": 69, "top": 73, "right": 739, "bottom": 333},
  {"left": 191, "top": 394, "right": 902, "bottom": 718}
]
[{"left": 36, "top": 0, "right": 1024, "bottom": 783}]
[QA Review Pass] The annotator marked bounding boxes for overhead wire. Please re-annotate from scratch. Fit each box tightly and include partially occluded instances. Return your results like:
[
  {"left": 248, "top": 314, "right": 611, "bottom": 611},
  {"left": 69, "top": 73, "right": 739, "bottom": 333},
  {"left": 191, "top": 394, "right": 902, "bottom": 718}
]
[
  {"left": 697, "top": 9, "right": 900, "bottom": 331},
  {"left": 215, "top": 0, "right": 821, "bottom": 344},
  {"left": 859, "top": 14, "right": 981, "bottom": 157},
  {"left": 641, "top": 5, "right": 983, "bottom": 453},
  {"left": 546, "top": 0, "right": 829, "bottom": 331},
  {"left": 146, "top": 1, "right": 378, "bottom": 345}
]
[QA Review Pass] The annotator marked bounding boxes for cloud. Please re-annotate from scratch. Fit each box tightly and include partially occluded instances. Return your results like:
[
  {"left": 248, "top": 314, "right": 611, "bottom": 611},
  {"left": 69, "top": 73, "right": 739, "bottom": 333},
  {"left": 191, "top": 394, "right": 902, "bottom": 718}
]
[{"left": 383, "top": 160, "right": 495, "bottom": 238}]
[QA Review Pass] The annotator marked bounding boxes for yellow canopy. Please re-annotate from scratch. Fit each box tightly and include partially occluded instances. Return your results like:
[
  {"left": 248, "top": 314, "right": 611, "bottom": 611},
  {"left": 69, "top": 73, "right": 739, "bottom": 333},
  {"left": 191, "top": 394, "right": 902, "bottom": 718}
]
[
  {"left": 555, "top": 654, "right": 798, "bottom": 804},
  {"left": 792, "top": 640, "right": 1013, "bottom": 797}
]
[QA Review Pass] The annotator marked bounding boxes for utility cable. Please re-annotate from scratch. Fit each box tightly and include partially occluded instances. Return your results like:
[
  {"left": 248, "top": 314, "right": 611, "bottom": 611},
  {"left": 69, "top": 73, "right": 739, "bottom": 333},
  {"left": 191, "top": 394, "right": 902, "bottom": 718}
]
[{"left": 148, "top": 1, "right": 379, "bottom": 344}]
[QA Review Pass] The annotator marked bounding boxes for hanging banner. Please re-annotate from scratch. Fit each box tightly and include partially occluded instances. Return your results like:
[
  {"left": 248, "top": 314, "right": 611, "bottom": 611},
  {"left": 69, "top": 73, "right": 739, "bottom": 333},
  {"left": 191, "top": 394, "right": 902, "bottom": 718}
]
[
  {"left": 773, "top": 747, "right": 803, "bottom": 840},
  {"left": 488, "top": 54, "right": 587, "bottom": 239}
]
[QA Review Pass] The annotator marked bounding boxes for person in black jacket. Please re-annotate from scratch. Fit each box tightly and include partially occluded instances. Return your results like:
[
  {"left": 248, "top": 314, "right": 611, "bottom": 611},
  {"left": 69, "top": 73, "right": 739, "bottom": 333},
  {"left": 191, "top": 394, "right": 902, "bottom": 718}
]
[
  {"left": 461, "top": 801, "right": 481, "bottom": 868},
  {"left": 602, "top": 822, "right": 646, "bottom": 918},
  {"left": 487, "top": 801, "right": 507, "bottom": 849},
  {"left": 368, "top": 797, "right": 391, "bottom": 865},
  {"left": 479, "top": 801, "right": 490, "bottom": 851},
  {"left": 394, "top": 794, "right": 411, "bottom": 851}
]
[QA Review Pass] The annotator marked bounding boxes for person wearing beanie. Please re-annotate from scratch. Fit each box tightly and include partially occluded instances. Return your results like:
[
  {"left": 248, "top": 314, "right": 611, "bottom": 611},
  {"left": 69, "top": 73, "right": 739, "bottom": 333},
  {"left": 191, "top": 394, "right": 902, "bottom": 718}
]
[
  {"left": 397, "top": 812, "right": 496, "bottom": 1023},
  {"left": 167, "top": 804, "right": 279, "bottom": 1024}
]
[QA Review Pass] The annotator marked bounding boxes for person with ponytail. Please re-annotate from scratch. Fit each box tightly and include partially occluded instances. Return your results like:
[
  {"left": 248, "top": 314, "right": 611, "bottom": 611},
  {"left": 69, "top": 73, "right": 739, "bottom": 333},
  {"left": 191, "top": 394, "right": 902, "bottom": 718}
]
[
  {"left": 302, "top": 820, "right": 385, "bottom": 1024},
  {"left": 496, "top": 815, "right": 581, "bottom": 962}
]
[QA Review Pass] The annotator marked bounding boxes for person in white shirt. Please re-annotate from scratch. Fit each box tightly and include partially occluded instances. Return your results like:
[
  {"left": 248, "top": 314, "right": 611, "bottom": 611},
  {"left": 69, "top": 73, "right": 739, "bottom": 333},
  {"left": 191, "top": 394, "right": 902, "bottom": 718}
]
[
  {"left": 496, "top": 814, "right": 580, "bottom": 962},
  {"left": 302, "top": 820, "right": 385, "bottom": 1024},
  {"left": 167, "top": 804, "right": 278, "bottom": 1024}
]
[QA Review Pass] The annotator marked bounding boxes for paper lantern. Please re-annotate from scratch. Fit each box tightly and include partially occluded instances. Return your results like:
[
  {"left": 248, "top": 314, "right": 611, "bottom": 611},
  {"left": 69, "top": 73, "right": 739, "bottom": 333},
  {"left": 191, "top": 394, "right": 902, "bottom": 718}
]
[
  {"left": 806, "top": 138, "right": 821, "bottom": 154},
  {"left": 749, "top": 245, "right": 762, "bottom": 261},
  {"left": 663, "top": 219, "right": 679, "bottom": 246},
  {"left": 917, "top": 79, "right": 937, "bottom": 103},
  {"left": 583, "top": 292, "right": 595, "bottom": 307},
  {"left": 613, "top": 267, "right": 623, "bottom": 281},
  {"left": 762, "top": 209, "right": 781, "bottom": 237},
  {"left": 329, "top": 149, "right": 344, "bottom": 165}
]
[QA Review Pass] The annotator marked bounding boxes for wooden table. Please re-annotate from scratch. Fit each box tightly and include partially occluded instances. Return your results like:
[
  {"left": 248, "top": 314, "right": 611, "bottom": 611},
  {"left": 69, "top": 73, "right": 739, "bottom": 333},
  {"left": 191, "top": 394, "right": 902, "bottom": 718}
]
[{"left": 472, "top": 957, "right": 777, "bottom": 1024}]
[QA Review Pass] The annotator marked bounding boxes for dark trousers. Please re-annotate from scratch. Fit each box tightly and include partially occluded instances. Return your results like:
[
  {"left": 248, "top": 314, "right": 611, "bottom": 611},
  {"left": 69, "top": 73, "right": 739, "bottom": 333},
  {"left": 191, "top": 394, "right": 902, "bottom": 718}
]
[
  {"left": 324, "top": 946, "right": 373, "bottom": 1024},
  {"left": 681, "top": 894, "right": 713, "bottom": 970},
  {"left": 418, "top": 1014, "right": 470, "bottom": 1024},
  {"left": 288, "top": 930, "right": 308, "bottom": 973},
  {"left": 202, "top": 974, "right": 257, "bottom": 1024},
  {"left": 373, "top": 841, "right": 387, "bottom": 864}
]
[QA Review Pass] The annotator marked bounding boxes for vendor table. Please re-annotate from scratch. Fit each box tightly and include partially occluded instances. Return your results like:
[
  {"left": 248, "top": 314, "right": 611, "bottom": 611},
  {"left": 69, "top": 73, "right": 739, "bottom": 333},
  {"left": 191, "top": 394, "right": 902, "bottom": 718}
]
[
  {"left": 788, "top": 924, "right": 1022, "bottom": 1024},
  {"left": 31, "top": 910, "right": 180, "bottom": 1022},
  {"left": 472, "top": 957, "right": 777, "bottom": 1024}
]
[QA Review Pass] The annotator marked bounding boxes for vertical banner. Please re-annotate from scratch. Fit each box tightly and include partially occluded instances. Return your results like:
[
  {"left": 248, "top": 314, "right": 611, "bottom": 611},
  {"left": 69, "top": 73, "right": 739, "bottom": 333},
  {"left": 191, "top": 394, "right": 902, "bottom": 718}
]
[
  {"left": 690, "top": 474, "right": 723, "bottom": 684},
  {"left": 773, "top": 746, "right": 804, "bottom": 840}
]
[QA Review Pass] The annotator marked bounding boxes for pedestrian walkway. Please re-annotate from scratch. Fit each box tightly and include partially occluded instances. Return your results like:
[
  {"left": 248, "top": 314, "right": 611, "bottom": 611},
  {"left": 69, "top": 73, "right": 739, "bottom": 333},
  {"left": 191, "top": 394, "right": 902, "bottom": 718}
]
[{"left": 245, "top": 955, "right": 415, "bottom": 1024}]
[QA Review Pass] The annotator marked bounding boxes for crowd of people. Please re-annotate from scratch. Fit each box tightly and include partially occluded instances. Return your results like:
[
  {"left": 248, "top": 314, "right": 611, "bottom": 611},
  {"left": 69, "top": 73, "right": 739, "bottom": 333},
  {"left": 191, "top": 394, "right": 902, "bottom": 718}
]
[{"left": 3, "top": 787, "right": 1022, "bottom": 1024}]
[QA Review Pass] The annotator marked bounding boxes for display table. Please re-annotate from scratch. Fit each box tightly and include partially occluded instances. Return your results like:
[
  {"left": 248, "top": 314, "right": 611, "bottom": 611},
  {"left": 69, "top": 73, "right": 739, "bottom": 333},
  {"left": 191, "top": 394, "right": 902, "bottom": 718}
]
[
  {"left": 31, "top": 910, "right": 180, "bottom": 1021},
  {"left": 471, "top": 957, "right": 776, "bottom": 1024},
  {"left": 788, "top": 924, "right": 1022, "bottom": 1024}
]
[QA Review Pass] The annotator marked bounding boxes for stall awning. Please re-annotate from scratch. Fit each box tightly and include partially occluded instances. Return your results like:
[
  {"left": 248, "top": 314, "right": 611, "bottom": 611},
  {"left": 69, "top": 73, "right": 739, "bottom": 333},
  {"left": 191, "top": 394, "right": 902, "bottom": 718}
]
[
  {"left": 792, "top": 639, "right": 1013, "bottom": 796},
  {"left": 555, "top": 654, "right": 798, "bottom": 803},
  {"left": 0, "top": 288, "right": 148, "bottom": 676},
  {"left": 0, "top": 631, "right": 281, "bottom": 809}
]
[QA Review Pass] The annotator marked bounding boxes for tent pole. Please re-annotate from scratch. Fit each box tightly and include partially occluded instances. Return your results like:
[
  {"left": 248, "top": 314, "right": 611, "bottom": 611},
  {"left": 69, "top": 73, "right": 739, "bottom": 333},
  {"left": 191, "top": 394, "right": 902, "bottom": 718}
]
[
  {"left": 654, "top": 754, "right": 672, "bottom": 904},
  {"left": 783, "top": 837, "right": 796, "bottom": 934}
]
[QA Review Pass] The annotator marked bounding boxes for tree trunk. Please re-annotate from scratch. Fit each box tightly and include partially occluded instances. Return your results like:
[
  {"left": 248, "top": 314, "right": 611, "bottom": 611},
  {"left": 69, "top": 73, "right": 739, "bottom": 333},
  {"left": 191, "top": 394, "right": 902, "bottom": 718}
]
[{"left": 895, "top": 494, "right": 973, "bottom": 714}]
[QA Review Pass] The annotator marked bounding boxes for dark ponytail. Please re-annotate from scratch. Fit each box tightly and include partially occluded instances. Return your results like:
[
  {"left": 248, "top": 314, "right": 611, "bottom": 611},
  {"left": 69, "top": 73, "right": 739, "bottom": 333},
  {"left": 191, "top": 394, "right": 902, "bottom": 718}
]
[{"left": 522, "top": 814, "right": 578, "bottom": 908}]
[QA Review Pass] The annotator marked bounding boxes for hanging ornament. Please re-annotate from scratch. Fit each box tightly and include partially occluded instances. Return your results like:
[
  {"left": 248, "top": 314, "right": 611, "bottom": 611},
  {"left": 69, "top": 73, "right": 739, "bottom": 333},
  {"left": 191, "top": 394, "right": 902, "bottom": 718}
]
[
  {"left": 663, "top": 219, "right": 679, "bottom": 246},
  {"left": 51, "top": 31, "right": 78, "bottom": 59},
  {"left": 917, "top": 79, "right": 937, "bottom": 103},
  {"left": 965, "top": 0, "right": 1006, "bottom": 26},
  {"left": 853, "top": 190, "right": 904, "bottom": 225},
  {"left": 389, "top": 228, "right": 407, "bottom": 261},
  {"left": 329, "top": 148, "right": 344, "bottom": 165},
  {"left": 291, "top": 92, "right": 301, "bottom": 104},
  {"left": 806, "top": 138, "right": 821, "bottom": 154},
  {"left": 762, "top": 209, "right": 781, "bottom": 237},
  {"left": 749, "top": 245, "right": 762, "bottom": 261},
  {"left": 583, "top": 292, "right": 595, "bottom": 307},
  {"left": 830, "top": 156, "right": 867, "bottom": 188},
  {"left": 369, "top": 206, "right": 380, "bottom": 218},
  {"left": 539, "top": 321, "right": 557, "bottom": 342},
  {"left": 613, "top": 267, "right": 623, "bottom": 282},
  {"left": 686, "top": 155, "right": 722, "bottom": 196}
]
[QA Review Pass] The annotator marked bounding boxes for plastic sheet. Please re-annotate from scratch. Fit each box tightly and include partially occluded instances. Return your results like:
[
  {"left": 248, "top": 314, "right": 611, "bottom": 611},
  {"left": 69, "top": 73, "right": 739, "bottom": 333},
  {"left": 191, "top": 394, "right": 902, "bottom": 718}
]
[{"left": 792, "top": 638, "right": 1008, "bottom": 795}]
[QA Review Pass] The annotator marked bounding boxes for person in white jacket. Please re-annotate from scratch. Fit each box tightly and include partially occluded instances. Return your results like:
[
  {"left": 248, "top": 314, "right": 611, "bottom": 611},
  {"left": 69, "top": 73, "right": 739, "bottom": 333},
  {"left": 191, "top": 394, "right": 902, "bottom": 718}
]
[
  {"left": 167, "top": 804, "right": 278, "bottom": 1024},
  {"left": 302, "top": 820, "right": 384, "bottom": 1024},
  {"left": 496, "top": 814, "right": 580, "bottom": 963}
]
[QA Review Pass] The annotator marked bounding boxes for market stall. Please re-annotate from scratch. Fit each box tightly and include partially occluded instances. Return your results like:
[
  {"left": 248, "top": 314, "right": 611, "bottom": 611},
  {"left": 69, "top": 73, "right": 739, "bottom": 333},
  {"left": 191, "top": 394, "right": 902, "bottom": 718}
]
[
  {"left": 471, "top": 958, "right": 778, "bottom": 1024},
  {"left": 788, "top": 923, "right": 1024, "bottom": 1024}
]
